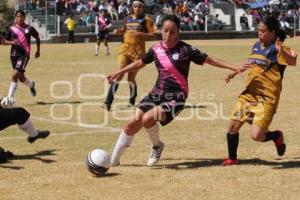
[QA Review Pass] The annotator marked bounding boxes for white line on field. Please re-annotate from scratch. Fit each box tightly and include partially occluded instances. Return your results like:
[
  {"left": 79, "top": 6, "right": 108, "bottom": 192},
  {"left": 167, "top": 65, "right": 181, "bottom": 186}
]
[
  {"left": 0, "top": 129, "right": 120, "bottom": 141},
  {"left": 31, "top": 116, "right": 120, "bottom": 132}
]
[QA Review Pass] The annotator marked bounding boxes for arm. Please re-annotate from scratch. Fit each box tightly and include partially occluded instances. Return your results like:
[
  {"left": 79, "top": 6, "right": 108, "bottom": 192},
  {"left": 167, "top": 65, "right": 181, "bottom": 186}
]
[
  {"left": 1, "top": 39, "right": 16, "bottom": 45},
  {"left": 107, "top": 59, "right": 146, "bottom": 83},
  {"left": 35, "top": 36, "right": 40, "bottom": 58},
  {"left": 205, "top": 56, "right": 239, "bottom": 72},
  {"left": 276, "top": 39, "right": 297, "bottom": 66}
]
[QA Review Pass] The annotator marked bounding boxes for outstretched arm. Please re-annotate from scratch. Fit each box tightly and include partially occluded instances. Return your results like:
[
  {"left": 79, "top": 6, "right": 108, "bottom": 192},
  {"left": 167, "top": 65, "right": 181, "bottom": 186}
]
[
  {"left": 205, "top": 56, "right": 249, "bottom": 72},
  {"left": 106, "top": 59, "right": 146, "bottom": 83}
]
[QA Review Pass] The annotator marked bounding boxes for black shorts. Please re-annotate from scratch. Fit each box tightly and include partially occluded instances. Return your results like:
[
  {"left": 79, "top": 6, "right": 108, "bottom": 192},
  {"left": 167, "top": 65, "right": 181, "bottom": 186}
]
[
  {"left": 97, "top": 30, "right": 109, "bottom": 41},
  {"left": 0, "top": 107, "right": 30, "bottom": 130},
  {"left": 10, "top": 56, "right": 30, "bottom": 72},
  {"left": 137, "top": 93, "right": 186, "bottom": 126}
]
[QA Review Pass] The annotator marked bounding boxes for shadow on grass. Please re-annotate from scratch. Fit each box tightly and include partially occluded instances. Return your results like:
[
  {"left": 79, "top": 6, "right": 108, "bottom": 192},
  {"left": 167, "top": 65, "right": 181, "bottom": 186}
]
[
  {"left": 33, "top": 101, "right": 83, "bottom": 106},
  {"left": 0, "top": 149, "right": 57, "bottom": 170},
  {"left": 152, "top": 157, "right": 300, "bottom": 170},
  {"left": 0, "top": 163, "right": 24, "bottom": 170},
  {"left": 92, "top": 172, "right": 120, "bottom": 178},
  {"left": 13, "top": 149, "right": 57, "bottom": 164}
]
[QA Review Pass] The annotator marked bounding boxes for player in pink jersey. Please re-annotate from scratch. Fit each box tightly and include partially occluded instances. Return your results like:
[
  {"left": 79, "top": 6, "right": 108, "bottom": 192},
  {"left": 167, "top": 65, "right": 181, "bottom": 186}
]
[
  {"left": 95, "top": 9, "right": 112, "bottom": 56},
  {"left": 106, "top": 15, "right": 249, "bottom": 167},
  {"left": 4, "top": 10, "right": 40, "bottom": 99}
]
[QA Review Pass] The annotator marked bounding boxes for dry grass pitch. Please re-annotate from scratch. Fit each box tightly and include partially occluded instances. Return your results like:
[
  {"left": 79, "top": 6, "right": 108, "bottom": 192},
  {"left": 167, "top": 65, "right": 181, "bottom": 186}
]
[{"left": 0, "top": 38, "right": 300, "bottom": 200}]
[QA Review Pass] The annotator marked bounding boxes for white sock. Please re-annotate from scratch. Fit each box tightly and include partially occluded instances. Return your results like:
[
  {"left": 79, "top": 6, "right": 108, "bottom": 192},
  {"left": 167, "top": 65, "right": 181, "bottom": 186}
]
[
  {"left": 7, "top": 82, "right": 18, "bottom": 98},
  {"left": 105, "top": 46, "right": 110, "bottom": 54},
  {"left": 96, "top": 45, "right": 99, "bottom": 54},
  {"left": 17, "top": 118, "right": 38, "bottom": 137},
  {"left": 22, "top": 78, "right": 33, "bottom": 88},
  {"left": 145, "top": 123, "right": 160, "bottom": 146},
  {"left": 110, "top": 130, "right": 134, "bottom": 165}
]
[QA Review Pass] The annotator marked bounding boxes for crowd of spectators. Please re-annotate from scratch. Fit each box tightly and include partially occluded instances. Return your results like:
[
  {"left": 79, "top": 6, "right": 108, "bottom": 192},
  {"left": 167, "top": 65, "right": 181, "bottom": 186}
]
[{"left": 16, "top": 0, "right": 300, "bottom": 32}]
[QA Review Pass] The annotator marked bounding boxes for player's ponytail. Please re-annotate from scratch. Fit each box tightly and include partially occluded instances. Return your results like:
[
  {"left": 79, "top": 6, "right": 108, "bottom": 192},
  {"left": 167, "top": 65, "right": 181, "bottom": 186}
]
[{"left": 277, "top": 29, "right": 287, "bottom": 42}]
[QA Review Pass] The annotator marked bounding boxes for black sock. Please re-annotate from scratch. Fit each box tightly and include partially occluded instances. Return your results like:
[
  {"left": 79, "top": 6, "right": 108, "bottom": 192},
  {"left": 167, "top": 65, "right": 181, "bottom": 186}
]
[
  {"left": 105, "top": 82, "right": 119, "bottom": 105},
  {"left": 227, "top": 132, "right": 239, "bottom": 160},
  {"left": 263, "top": 131, "right": 280, "bottom": 142},
  {"left": 129, "top": 83, "right": 137, "bottom": 106}
]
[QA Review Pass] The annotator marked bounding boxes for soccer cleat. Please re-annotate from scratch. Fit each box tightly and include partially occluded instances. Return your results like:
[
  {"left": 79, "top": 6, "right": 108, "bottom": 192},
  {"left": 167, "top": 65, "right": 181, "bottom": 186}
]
[
  {"left": 147, "top": 141, "right": 164, "bottom": 166},
  {"left": 27, "top": 130, "right": 50, "bottom": 144},
  {"left": 222, "top": 158, "right": 238, "bottom": 166},
  {"left": 30, "top": 81, "right": 36, "bottom": 96},
  {"left": 95, "top": 53, "right": 99, "bottom": 56},
  {"left": 273, "top": 130, "right": 286, "bottom": 156},
  {"left": 105, "top": 52, "right": 110, "bottom": 56}
]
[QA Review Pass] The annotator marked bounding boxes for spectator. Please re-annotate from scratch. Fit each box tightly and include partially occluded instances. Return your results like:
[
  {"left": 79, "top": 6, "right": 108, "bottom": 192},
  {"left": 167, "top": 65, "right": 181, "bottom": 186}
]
[
  {"left": 212, "top": 14, "right": 223, "bottom": 30},
  {"left": 194, "top": 13, "right": 205, "bottom": 31},
  {"left": 98, "top": 0, "right": 108, "bottom": 11},
  {"left": 240, "top": 14, "right": 249, "bottom": 30},
  {"left": 162, "top": 1, "right": 173, "bottom": 15},
  {"left": 108, "top": 2, "right": 118, "bottom": 20},
  {"left": 175, "top": 2, "right": 185, "bottom": 16},
  {"left": 64, "top": 14, "right": 76, "bottom": 43},
  {"left": 118, "top": 2, "right": 130, "bottom": 20},
  {"left": 155, "top": 11, "right": 165, "bottom": 30}
]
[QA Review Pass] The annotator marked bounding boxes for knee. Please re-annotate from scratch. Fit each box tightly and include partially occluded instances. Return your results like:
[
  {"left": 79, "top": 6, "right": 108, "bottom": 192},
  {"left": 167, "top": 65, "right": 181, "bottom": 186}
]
[
  {"left": 250, "top": 133, "right": 261, "bottom": 141},
  {"left": 123, "top": 117, "right": 141, "bottom": 135},
  {"left": 228, "top": 124, "right": 239, "bottom": 134},
  {"left": 250, "top": 131, "right": 264, "bottom": 141},
  {"left": 13, "top": 107, "right": 30, "bottom": 125},
  {"left": 142, "top": 114, "right": 155, "bottom": 128}
]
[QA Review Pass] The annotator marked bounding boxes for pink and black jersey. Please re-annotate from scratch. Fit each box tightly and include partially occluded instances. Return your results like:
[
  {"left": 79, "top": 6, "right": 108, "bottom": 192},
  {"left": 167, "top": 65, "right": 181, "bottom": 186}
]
[
  {"left": 98, "top": 16, "right": 111, "bottom": 32},
  {"left": 5, "top": 24, "right": 39, "bottom": 57},
  {"left": 141, "top": 41, "right": 208, "bottom": 98}
]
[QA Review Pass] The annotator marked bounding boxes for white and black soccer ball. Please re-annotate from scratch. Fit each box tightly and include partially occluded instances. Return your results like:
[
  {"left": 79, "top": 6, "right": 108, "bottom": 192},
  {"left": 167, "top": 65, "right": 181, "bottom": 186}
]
[
  {"left": 86, "top": 149, "right": 111, "bottom": 175},
  {"left": 0, "top": 97, "right": 16, "bottom": 108}
]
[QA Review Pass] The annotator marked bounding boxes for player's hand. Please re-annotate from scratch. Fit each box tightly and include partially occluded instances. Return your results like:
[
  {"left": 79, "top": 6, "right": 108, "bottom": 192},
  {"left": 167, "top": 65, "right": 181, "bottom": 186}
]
[
  {"left": 235, "top": 63, "right": 250, "bottom": 74},
  {"left": 225, "top": 73, "right": 237, "bottom": 83},
  {"left": 35, "top": 51, "right": 40, "bottom": 58},
  {"left": 106, "top": 72, "right": 121, "bottom": 84},
  {"left": 112, "top": 29, "right": 118, "bottom": 34}
]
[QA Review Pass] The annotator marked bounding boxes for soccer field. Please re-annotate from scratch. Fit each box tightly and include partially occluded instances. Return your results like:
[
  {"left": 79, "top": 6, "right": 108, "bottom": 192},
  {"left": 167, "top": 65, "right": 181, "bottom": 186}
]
[{"left": 0, "top": 38, "right": 300, "bottom": 200}]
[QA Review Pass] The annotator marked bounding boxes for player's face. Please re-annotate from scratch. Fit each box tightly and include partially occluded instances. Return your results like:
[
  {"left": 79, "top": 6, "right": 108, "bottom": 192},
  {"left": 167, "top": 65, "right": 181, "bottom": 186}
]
[
  {"left": 258, "top": 22, "right": 276, "bottom": 45},
  {"left": 100, "top": 11, "right": 105, "bottom": 17},
  {"left": 161, "top": 20, "right": 179, "bottom": 48},
  {"left": 15, "top": 13, "right": 26, "bottom": 25},
  {"left": 132, "top": 3, "right": 144, "bottom": 17}
]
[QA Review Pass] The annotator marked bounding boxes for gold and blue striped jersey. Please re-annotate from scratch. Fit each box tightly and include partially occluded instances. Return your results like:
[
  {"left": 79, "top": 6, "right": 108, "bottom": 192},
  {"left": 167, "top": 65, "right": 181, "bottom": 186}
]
[
  {"left": 122, "top": 15, "right": 156, "bottom": 49},
  {"left": 245, "top": 41, "right": 293, "bottom": 102}
]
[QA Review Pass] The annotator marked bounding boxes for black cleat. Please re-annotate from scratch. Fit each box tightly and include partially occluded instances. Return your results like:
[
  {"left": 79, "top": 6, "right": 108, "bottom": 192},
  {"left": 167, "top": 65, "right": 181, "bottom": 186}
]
[
  {"left": 30, "top": 81, "right": 36, "bottom": 96},
  {"left": 273, "top": 130, "right": 286, "bottom": 156},
  {"left": 0, "top": 147, "right": 14, "bottom": 163},
  {"left": 27, "top": 130, "right": 50, "bottom": 144}
]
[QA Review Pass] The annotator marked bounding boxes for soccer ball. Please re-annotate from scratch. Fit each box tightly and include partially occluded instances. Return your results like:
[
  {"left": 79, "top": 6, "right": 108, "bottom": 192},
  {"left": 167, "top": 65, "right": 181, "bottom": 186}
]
[
  {"left": 0, "top": 97, "right": 16, "bottom": 108},
  {"left": 86, "top": 149, "right": 111, "bottom": 176}
]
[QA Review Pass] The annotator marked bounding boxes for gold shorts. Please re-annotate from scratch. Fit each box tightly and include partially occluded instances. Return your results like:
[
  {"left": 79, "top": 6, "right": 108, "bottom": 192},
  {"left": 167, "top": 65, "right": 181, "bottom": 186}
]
[
  {"left": 118, "top": 43, "right": 145, "bottom": 67},
  {"left": 230, "top": 93, "right": 277, "bottom": 132}
]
